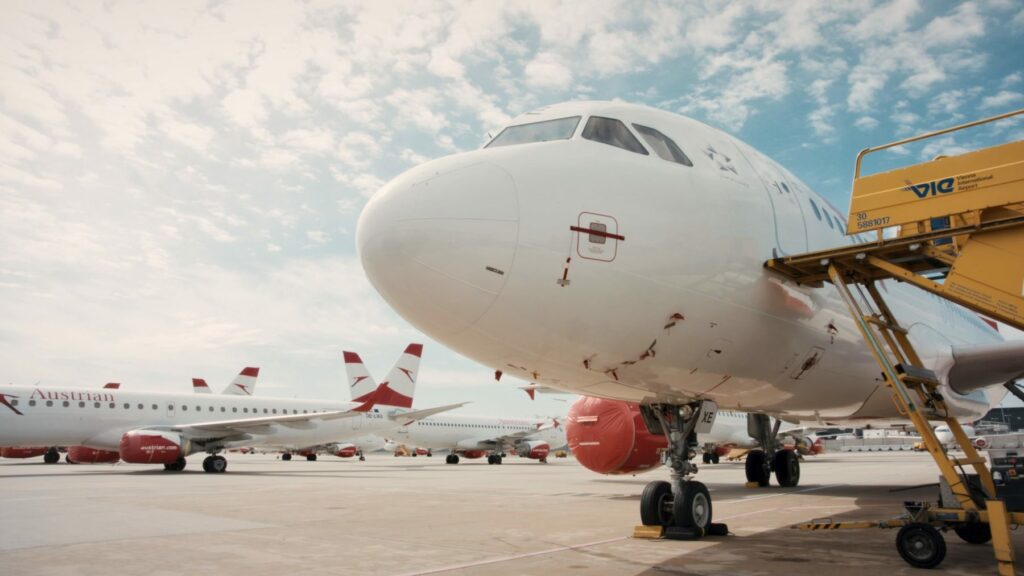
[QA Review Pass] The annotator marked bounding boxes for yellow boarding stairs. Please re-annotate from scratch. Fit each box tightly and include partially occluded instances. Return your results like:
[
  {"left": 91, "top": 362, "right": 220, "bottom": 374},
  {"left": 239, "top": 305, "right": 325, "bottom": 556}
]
[{"left": 766, "top": 108, "right": 1024, "bottom": 574}]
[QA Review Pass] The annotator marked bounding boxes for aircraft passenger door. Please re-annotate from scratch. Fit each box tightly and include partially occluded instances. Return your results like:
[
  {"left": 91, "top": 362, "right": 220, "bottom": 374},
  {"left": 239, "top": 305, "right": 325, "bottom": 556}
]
[
  {"left": 751, "top": 156, "right": 807, "bottom": 256},
  {"left": 166, "top": 402, "right": 175, "bottom": 419}
]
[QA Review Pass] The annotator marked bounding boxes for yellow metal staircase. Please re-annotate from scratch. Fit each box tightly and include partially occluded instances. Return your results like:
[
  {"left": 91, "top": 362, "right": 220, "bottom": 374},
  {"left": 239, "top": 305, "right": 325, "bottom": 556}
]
[{"left": 766, "top": 108, "right": 1024, "bottom": 574}]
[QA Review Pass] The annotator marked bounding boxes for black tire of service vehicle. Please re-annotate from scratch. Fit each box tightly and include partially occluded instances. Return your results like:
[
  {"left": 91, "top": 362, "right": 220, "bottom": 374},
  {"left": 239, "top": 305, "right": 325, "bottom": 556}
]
[{"left": 896, "top": 523, "right": 946, "bottom": 569}]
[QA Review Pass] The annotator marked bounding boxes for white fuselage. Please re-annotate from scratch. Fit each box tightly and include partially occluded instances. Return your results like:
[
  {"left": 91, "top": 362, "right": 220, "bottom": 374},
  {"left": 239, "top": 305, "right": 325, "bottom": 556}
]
[
  {"left": 357, "top": 101, "right": 1003, "bottom": 426},
  {"left": 0, "top": 385, "right": 401, "bottom": 452},
  {"left": 388, "top": 414, "right": 566, "bottom": 452}
]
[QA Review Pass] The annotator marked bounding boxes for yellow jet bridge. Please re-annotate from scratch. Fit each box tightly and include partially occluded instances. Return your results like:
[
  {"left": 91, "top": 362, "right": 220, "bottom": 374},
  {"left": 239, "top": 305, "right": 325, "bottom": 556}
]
[{"left": 766, "top": 108, "right": 1024, "bottom": 574}]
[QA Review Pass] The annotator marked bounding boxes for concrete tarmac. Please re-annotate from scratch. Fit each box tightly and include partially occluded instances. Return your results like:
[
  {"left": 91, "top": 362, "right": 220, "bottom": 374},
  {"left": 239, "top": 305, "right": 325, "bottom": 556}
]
[{"left": 1, "top": 451, "right": 1021, "bottom": 575}]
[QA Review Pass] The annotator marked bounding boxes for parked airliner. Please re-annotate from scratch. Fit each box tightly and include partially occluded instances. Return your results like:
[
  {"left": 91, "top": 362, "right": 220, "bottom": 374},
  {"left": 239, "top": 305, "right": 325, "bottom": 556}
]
[
  {"left": 0, "top": 345, "right": 459, "bottom": 473},
  {"left": 357, "top": 101, "right": 1024, "bottom": 533}
]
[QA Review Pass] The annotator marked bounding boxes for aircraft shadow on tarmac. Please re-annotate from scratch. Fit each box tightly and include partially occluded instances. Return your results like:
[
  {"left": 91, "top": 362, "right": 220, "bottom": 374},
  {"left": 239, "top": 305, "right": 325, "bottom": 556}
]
[{"left": 624, "top": 483, "right": 1024, "bottom": 576}]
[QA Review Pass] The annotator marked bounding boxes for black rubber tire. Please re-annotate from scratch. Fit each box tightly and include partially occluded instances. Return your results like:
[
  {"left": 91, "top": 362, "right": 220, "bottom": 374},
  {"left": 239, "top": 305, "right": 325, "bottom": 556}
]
[
  {"left": 702, "top": 452, "right": 711, "bottom": 464},
  {"left": 896, "top": 523, "right": 946, "bottom": 569},
  {"left": 43, "top": 450, "right": 60, "bottom": 464},
  {"left": 495, "top": 455, "right": 502, "bottom": 465},
  {"left": 358, "top": 456, "right": 365, "bottom": 461},
  {"left": 710, "top": 453, "right": 720, "bottom": 464},
  {"left": 211, "top": 456, "right": 227, "bottom": 473},
  {"left": 306, "top": 454, "right": 317, "bottom": 462},
  {"left": 640, "top": 480, "right": 673, "bottom": 526},
  {"left": 202, "top": 456, "right": 214, "bottom": 473},
  {"left": 282, "top": 453, "right": 292, "bottom": 461},
  {"left": 953, "top": 523, "right": 992, "bottom": 545},
  {"left": 164, "top": 457, "right": 186, "bottom": 472},
  {"left": 745, "top": 450, "right": 770, "bottom": 486},
  {"left": 487, "top": 455, "right": 495, "bottom": 465},
  {"left": 773, "top": 450, "right": 800, "bottom": 487},
  {"left": 452, "top": 454, "right": 460, "bottom": 464},
  {"left": 673, "top": 481, "right": 713, "bottom": 531}
]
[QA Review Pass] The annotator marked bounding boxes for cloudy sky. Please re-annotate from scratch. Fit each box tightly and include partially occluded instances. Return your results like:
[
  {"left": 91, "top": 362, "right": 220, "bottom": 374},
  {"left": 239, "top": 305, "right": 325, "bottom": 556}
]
[{"left": 2, "top": 0, "right": 1022, "bottom": 415}]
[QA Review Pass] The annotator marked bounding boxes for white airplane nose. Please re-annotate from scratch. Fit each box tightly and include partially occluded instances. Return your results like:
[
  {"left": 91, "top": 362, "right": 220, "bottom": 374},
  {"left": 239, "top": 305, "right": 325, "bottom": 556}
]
[{"left": 357, "top": 160, "right": 519, "bottom": 336}]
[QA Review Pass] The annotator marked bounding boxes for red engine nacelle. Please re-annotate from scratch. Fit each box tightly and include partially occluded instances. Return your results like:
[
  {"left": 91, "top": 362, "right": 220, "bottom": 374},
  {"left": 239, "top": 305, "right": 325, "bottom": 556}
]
[
  {"left": 119, "top": 431, "right": 185, "bottom": 464},
  {"left": 461, "top": 450, "right": 486, "bottom": 459},
  {"left": 67, "top": 446, "right": 120, "bottom": 464},
  {"left": 567, "top": 397, "right": 667, "bottom": 475},
  {"left": 517, "top": 440, "right": 550, "bottom": 460},
  {"left": 809, "top": 437, "right": 825, "bottom": 455},
  {"left": 335, "top": 445, "right": 358, "bottom": 458},
  {"left": 0, "top": 447, "right": 47, "bottom": 459},
  {"left": 414, "top": 447, "right": 428, "bottom": 456}
]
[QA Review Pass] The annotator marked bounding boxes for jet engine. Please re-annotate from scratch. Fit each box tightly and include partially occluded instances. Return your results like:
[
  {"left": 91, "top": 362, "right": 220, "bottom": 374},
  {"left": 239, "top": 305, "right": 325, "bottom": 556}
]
[
  {"left": 0, "top": 447, "right": 47, "bottom": 459},
  {"left": 335, "top": 444, "right": 358, "bottom": 458},
  {"left": 118, "top": 430, "right": 187, "bottom": 464},
  {"left": 461, "top": 449, "right": 486, "bottom": 459},
  {"left": 516, "top": 440, "right": 551, "bottom": 460},
  {"left": 567, "top": 397, "right": 667, "bottom": 475},
  {"left": 67, "top": 446, "right": 120, "bottom": 464}
]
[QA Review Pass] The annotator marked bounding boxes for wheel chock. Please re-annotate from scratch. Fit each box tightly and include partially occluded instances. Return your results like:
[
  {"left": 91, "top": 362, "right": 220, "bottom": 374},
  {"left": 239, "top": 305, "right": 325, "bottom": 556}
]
[
  {"left": 744, "top": 481, "right": 760, "bottom": 488},
  {"left": 707, "top": 522, "right": 729, "bottom": 536},
  {"left": 665, "top": 526, "right": 705, "bottom": 540},
  {"left": 633, "top": 525, "right": 664, "bottom": 539}
]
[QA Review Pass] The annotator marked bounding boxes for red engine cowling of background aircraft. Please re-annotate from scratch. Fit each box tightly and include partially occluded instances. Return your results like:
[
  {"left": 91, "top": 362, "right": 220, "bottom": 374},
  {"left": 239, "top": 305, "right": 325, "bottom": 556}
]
[
  {"left": 0, "top": 447, "right": 47, "bottom": 459},
  {"left": 67, "top": 446, "right": 120, "bottom": 464},
  {"left": 118, "top": 431, "right": 185, "bottom": 464},
  {"left": 516, "top": 440, "right": 550, "bottom": 460},
  {"left": 461, "top": 450, "right": 486, "bottom": 459},
  {"left": 335, "top": 445, "right": 358, "bottom": 458},
  {"left": 567, "top": 397, "right": 667, "bottom": 475}
]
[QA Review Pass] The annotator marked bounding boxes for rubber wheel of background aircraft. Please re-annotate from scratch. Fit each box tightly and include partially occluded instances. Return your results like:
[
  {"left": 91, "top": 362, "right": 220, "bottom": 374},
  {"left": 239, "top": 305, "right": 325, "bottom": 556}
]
[
  {"left": 427, "top": 450, "right": 432, "bottom": 457},
  {"left": 640, "top": 481, "right": 673, "bottom": 526},
  {"left": 202, "top": 456, "right": 214, "bottom": 472},
  {"left": 359, "top": 456, "right": 365, "bottom": 461},
  {"left": 896, "top": 523, "right": 946, "bottom": 569},
  {"left": 306, "top": 454, "right": 317, "bottom": 462},
  {"left": 773, "top": 450, "right": 800, "bottom": 487},
  {"left": 210, "top": 456, "right": 227, "bottom": 473},
  {"left": 953, "top": 523, "right": 992, "bottom": 544},
  {"left": 702, "top": 453, "right": 711, "bottom": 464},
  {"left": 163, "top": 457, "right": 186, "bottom": 472},
  {"left": 282, "top": 453, "right": 292, "bottom": 461},
  {"left": 711, "top": 453, "right": 720, "bottom": 464},
  {"left": 673, "top": 481, "right": 712, "bottom": 531},
  {"left": 494, "top": 455, "right": 502, "bottom": 465},
  {"left": 745, "top": 450, "right": 770, "bottom": 486},
  {"left": 43, "top": 450, "right": 60, "bottom": 464}
]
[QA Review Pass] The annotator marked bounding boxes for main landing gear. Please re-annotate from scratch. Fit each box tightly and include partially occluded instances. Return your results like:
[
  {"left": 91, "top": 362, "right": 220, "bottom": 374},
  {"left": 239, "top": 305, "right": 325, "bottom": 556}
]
[
  {"left": 445, "top": 453, "right": 460, "bottom": 464},
  {"left": 637, "top": 402, "right": 723, "bottom": 538},
  {"left": 306, "top": 453, "right": 317, "bottom": 462},
  {"left": 163, "top": 456, "right": 186, "bottom": 472},
  {"left": 202, "top": 454, "right": 227, "bottom": 473},
  {"left": 282, "top": 452, "right": 292, "bottom": 461},
  {"left": 744, "top": 413, "right": 800, "bottom": 488},
  {"left": 43, "top": 448, "right": 60, "bottom": 464},
  {"left": 487, "top": 453, "right": 503, "bottom": 465}
]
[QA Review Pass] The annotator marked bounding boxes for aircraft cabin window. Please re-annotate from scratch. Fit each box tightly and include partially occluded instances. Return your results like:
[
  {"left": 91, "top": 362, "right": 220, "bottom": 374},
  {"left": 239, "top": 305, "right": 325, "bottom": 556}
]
[
  {"left": 137, "top": 403, "right": 143, "bottom": 410},
  {"left": 582, "top": 116, "right": 648, "bottom": 155},
  {"left": 632, "top": 123, "right": 693, "bottom": 166},
  {"left": 10, "top": 399, "right": 17, "bottom": 406},
  {"left": 808, "top": 198, "right": 822, "bottom": 221},
  {"left": 152, "top": 404, "right": 158, "bottom": 410},
  {"left": 28, "top": 400, "right": 35, "bottom": 407},
  {"left": 183, "top": 405, "right": 188, "bottom": 411},
  {"left": 486, "top": 116, "right": 581, "bottom": 148},
  {"left": 46, "top": 400, "right": 53, "bottom": 407},
  {"left": 79, "top": 401, "right": 85, "bottom": 408}
]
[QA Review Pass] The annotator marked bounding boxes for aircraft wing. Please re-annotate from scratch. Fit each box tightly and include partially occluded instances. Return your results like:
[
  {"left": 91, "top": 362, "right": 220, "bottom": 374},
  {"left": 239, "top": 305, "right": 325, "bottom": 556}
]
[
  {"left": 948, "top": 340, "right": 1024, "bottom": 394},
  {"left": 160, "top": 409, "right": 366, "bottom": 440},
  {"left": 458, "top": 424, "right": 552, "bottom": 451},
  {"left": 389, "top": 403, "right": 467, "bottom": 426}
]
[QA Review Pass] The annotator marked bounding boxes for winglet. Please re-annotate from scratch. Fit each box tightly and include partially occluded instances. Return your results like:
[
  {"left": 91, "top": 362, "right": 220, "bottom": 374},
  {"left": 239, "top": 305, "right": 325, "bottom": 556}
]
[{"left": 192, "top": 378, "right": 212, "bottom": 394}]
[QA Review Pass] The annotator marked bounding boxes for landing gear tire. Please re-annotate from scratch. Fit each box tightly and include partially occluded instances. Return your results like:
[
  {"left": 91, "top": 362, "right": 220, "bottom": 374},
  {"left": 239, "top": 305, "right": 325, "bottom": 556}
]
[
  {"left": 702, "top": 452, "right": 711, "bottom": 464},
  {"left": 953, "top": 523, "right": 992, "bottom": 544},
  {"left": 673, "top": 481, "right": 712, "bottom": 531},
  {"left": 745, "top": 450, "right": 770, "bottom": 486},
  {"left": 306, "top": 454, "right": 317, "bottom": 462},
  {"left": 164, "top": 457, "right": 186, "bottom": 472},
  {"left": 487, "top": 454, "right": 503, "bottom": 465},
  {"left": 445, "top": 454, "right": 456, "bottom": 464},
  {"left": 282, "top": 453, "right": 292, "bottom": 461},
  {"left": 640, "top": 480, "right": 673, "bottom": 526},
  {"left": 710, "top": 453, "right": 720, "bottom": 464},
  {"left": 427, "top": 450, "right": 432, "bottom": 457},
  {"left": 896, "top": 523, "right": 946, "bottom": 569},
  {"left": 43, "top": 449, "right": 60, "bottom": 464},
  {"left": 203, "top": 455, "right": 227, "bottom": 473},
  {"left": 773, "top": 450, "right": 800, "bottom": 487}
]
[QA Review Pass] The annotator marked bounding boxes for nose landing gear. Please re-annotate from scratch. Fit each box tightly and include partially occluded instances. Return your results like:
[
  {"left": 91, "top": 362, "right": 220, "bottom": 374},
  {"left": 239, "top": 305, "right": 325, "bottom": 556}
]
[{"left": 637, "top": 401, "right": 724, "bottom": 539}]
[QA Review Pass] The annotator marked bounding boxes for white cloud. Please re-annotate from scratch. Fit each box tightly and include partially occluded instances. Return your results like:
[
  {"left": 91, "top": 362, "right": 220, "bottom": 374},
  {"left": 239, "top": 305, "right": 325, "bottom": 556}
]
[
  {"left": 854, "top": 116, "right": 879, "bottom": 130},
  {"left": 847, "top": 0, "right": 921, "bottom": 41},
  {"left": 981, "top": 91, "right": 1024, "bottom": 110},
  {"left": 306, "top": 229, "right": 329, "bottom": 244},
  {"left": 1003, "top": 72, "right": 1023, "bottom": 88},
  {"left": 920, "top": 136, "right": 969, "bottom": 160},
  {"left": 523, "top": 52, "right": 573, "bottom": 91}
]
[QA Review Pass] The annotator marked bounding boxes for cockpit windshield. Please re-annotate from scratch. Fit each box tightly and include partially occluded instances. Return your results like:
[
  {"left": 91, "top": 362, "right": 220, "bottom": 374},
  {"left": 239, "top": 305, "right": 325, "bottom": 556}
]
[{"left": 485, "top": 116, "right": 581, "bottom": 148}]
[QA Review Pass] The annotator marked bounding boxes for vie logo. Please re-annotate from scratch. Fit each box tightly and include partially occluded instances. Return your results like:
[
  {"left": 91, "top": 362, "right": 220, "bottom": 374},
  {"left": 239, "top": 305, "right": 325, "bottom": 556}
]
[{"left": 905, "top": 177, "right": 954, "bottom": 199}]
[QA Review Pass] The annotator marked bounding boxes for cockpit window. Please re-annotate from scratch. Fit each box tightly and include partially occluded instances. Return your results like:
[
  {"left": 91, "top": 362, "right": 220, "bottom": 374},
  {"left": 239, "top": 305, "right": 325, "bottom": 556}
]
[
  {"left": 486, "top": 116, "right": 581, "bottom": 148},
  {"left": 582, "top": 116, "right": 648, "bottom": 155},
  {"left": 632, "top": 124, "right": 693, "bottom": 166}
]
